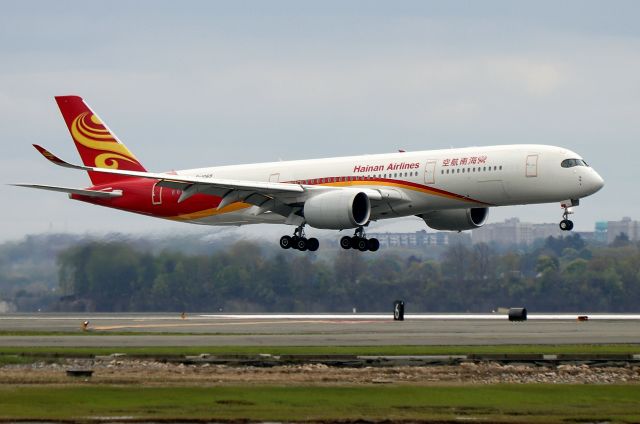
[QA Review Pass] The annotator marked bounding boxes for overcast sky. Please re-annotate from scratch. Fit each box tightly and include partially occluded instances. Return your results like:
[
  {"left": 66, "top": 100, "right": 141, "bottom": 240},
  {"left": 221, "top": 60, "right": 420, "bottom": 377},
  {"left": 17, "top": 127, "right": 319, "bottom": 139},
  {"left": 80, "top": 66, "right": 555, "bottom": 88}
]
[{"left": 1, "top": 1, "right": 638, "bottom": 242}]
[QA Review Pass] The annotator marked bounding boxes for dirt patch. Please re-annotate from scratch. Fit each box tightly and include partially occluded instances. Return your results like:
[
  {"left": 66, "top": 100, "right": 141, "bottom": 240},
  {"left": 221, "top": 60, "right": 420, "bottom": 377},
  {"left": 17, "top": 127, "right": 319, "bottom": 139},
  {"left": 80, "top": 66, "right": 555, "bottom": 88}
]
[
  {"left": 1, "top": 359, "right": 638, "bottom": 386},
  {"left": 215, "top": 399, "right": 256, "bottom": 406}
]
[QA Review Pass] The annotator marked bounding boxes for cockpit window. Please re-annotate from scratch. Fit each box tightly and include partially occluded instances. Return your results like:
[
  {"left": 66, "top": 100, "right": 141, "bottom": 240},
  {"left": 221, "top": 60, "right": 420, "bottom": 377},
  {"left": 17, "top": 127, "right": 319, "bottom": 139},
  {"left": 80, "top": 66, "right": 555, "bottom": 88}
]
[{"left": 561, "top": 158, "right": 589, "bottom": 168}]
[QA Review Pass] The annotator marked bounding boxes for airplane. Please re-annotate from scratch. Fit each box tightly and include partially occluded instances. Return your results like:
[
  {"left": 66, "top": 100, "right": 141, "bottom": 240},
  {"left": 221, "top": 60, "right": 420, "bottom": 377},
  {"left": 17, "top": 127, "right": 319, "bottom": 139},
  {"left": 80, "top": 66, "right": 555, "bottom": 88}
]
[{"left": 14, "top": 95, "right": 604, "bottom": 252}]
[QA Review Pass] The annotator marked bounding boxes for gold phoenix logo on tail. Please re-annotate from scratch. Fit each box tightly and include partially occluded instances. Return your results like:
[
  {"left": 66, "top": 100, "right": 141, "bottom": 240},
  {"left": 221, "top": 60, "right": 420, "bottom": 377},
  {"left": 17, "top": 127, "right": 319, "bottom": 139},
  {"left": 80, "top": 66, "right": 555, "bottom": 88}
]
[{"left": 71, "top": 112, "right": 140, "bottom": 169}]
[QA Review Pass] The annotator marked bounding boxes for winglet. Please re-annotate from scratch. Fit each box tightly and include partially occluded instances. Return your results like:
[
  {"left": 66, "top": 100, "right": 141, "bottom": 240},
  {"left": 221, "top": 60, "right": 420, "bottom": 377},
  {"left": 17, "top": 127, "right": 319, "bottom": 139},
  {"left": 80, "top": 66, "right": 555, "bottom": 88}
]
[{"left": 32, "top": 144, "right": 85, "bottom": 170}]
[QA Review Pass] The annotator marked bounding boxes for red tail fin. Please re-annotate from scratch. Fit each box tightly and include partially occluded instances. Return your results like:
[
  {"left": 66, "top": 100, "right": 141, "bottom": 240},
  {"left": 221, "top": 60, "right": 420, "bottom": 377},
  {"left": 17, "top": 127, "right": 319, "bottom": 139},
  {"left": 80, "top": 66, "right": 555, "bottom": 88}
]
[{"left": 55, "top": 95, "right": 146, "bottom": 185}]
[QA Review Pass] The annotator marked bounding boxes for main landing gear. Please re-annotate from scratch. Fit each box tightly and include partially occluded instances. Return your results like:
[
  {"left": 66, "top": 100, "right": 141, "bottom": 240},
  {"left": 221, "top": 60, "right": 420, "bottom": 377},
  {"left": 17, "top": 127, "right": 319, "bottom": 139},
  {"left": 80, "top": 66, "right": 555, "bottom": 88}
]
[
  {"left": 340, "top": 227, "right": 380, "bottom": 252},
  {"left": 559, "top": 202, "right": 575, "bottom": 231},
  {"left": 279, "top": 225, "right": 319, "bottom": 252}
]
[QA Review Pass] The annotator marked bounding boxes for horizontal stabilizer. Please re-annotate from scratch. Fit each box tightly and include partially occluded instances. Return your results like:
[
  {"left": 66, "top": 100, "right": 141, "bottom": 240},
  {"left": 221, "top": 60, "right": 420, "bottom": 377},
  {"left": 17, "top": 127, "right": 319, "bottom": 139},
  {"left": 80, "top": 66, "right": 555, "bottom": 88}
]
[{"left": 11, "top": 184, "right": 122, "bottom": 198}]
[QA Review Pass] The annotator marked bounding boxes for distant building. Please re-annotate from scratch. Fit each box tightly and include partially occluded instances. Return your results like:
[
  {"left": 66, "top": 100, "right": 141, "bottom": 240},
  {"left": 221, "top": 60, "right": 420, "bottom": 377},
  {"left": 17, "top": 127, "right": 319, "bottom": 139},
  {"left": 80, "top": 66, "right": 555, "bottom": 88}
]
[
  {"left": 472, "top": 218, "right": 564, "bottom": 245},
  {"left": 368, "top": 229, "right": 472, "bottom": 248},
  {"left": 594, "top": 221, "right": 608, "bottom": 243},
  {"left": 368, "top": 217, "right": 640, "bottom": 248},
  {"left": 606, "top": 217, "right": 640, "bottom": 244}
]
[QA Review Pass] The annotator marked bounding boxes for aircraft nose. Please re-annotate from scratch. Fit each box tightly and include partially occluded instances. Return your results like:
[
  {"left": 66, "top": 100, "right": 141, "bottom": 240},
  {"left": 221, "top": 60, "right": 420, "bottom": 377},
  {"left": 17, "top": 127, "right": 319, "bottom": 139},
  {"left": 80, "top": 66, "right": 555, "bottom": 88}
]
[{"left": 587, "top": 170, "right": 604, "bottom": 194}]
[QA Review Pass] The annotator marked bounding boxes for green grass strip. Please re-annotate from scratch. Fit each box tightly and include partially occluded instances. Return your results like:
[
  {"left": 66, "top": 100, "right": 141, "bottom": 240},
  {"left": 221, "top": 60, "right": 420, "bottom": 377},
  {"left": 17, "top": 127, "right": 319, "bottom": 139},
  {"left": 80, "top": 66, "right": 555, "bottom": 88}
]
[
  {"left": 0, "top": 344, "right": 639, "bottom": 357},
  {"left": 0, "top": 385, "right": 638, "bottom": 423}
]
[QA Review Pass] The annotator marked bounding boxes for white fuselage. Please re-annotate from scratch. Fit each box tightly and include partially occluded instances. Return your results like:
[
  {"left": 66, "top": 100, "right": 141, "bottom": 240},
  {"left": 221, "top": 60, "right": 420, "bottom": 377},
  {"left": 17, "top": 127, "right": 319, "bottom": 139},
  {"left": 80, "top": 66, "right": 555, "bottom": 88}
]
[{"left": 175, "top": 144, "right": 604, "bottom": 226}]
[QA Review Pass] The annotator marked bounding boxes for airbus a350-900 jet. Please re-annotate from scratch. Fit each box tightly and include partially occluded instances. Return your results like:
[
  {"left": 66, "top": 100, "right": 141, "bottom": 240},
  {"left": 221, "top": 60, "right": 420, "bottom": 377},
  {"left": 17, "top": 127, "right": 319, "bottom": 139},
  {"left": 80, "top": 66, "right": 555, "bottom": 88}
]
[{"left": 15, "top": 96, "right": 604, "bottom": 252}]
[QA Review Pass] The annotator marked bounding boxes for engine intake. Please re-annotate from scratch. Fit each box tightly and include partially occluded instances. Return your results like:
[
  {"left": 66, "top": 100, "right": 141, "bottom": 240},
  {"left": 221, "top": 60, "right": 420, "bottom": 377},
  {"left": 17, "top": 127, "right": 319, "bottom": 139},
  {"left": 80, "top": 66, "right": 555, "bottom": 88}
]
[
  {"left": 420, "top": 207, "right": 489, "bottom": 231},
  {"left": 304, "top": 191, "right": 371, "bottom": 230}
]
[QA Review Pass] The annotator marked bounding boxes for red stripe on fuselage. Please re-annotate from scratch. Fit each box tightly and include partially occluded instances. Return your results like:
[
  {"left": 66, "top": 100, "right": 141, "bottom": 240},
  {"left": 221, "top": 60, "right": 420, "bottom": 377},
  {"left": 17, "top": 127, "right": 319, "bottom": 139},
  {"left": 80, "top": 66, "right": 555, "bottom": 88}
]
[{"left": 71, "top": 175, "right": 491, "bottom": 220}]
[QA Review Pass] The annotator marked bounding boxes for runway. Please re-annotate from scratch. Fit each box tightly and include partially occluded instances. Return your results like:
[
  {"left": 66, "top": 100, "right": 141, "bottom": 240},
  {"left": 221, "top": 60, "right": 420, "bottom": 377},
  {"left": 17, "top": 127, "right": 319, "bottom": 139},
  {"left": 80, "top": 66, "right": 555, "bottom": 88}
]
[{"left": 0, "top": 313, "right": 639, "bottom": 347}]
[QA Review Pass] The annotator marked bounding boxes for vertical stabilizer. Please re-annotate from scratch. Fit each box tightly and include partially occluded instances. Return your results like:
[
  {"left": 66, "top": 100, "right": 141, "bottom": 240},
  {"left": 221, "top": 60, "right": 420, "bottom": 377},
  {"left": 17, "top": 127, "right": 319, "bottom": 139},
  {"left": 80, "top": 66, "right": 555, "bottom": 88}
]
[{"left": 55, "top": 95, "right": 146, "bottom": 185}]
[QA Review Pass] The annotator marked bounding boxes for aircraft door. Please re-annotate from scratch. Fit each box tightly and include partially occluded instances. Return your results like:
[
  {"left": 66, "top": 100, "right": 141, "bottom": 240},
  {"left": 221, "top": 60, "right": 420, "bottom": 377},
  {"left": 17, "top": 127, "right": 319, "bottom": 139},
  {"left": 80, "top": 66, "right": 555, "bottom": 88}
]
[
  {"left": 269, "top": 173, "right": 280, "bottom": 183},
  {"left": 526, "top": 154, "right": 538, "bottom": 177},
  {"left": 424, "top": 160, "right": 437, "bottom": 184},
  {"left": 152, "top": 181, "right": 163, "bottom": 205}
]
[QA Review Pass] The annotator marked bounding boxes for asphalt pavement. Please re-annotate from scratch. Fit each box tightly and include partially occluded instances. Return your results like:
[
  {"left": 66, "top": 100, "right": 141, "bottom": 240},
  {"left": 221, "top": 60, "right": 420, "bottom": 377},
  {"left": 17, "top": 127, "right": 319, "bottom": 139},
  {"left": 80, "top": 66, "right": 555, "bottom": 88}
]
[{"left": 0, "top": 313, "right": 638, "bottom": 346}]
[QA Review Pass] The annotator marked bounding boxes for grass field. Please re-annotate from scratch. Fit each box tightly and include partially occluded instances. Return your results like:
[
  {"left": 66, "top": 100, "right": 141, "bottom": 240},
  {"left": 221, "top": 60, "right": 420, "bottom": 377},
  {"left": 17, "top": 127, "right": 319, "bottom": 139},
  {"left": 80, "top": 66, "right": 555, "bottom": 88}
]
[
  {"left": 0, "top": 343, "right": 639, "bottom": 358},
  {"left": 0, "top": 385, "right": 638, "bottom": 423}
]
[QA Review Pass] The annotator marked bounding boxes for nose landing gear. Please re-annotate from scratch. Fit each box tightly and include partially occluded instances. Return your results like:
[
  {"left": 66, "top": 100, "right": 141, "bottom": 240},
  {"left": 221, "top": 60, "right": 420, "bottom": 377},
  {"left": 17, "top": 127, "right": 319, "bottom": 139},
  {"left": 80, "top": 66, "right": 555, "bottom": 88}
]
[
  {"left": 559, "top": 200, "right": 577, "bottom": 231},
  {"left": 280, "top": 225, "right": 319, "bottom": 252},
  {"left": 340, "top": 226, "right": 380, "bottom": 252}
]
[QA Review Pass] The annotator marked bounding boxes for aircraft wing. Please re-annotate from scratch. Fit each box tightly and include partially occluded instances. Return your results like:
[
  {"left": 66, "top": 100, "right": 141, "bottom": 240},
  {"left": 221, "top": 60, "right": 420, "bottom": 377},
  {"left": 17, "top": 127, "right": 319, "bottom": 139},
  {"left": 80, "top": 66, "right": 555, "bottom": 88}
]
[{"left": 32, "top": 145, "right": 387, "bottom": 218}]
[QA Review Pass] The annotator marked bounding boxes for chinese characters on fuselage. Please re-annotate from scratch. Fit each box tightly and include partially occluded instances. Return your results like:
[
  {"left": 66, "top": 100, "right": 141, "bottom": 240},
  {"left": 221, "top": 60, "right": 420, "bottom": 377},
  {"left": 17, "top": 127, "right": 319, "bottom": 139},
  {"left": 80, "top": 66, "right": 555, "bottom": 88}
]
[{"left": 442, "top": 156, "right": 488, "bottom": 167}]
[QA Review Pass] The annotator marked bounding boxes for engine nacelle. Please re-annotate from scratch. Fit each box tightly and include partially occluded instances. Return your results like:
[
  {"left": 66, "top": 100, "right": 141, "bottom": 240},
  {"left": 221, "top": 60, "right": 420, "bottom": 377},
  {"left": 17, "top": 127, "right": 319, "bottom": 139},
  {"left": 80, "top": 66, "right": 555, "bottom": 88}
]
[
  {"left": 420, "top": 208, "right": 489, "bottom": 231},
  {"left": 304, "top": 191, "right": 371, "bottom": 230}
]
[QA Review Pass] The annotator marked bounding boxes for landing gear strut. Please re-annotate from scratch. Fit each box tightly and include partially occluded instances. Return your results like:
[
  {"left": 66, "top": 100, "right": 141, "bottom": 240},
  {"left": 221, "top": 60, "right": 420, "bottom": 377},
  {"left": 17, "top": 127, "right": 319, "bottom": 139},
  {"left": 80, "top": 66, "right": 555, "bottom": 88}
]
[
  {"left": 559, "top": 202, "right": 575, "bottom": 231},
  {"left": 340, "top": 226, "right": 380, "bottom": 252},
  {"left": 280, "top": 225, "right": 319, "bottom": 252}
]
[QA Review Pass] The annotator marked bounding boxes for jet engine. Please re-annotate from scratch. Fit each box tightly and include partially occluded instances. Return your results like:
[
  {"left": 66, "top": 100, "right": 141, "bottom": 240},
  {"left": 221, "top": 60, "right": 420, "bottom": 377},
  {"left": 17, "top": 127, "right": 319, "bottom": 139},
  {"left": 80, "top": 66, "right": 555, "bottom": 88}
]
[
  {"left": 419, "top": 207, "right": 489, "bottom": 231},
  {"left": 304, "top": 191, "right": 371, "bottom": 230}
]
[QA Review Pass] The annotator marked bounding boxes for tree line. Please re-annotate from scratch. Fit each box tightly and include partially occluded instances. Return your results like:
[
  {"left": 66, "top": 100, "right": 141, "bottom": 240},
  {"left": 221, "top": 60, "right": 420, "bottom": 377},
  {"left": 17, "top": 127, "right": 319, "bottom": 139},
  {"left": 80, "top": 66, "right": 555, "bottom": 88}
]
[{"left": 56, "top": 233, "right": 640, "bottom": 312}]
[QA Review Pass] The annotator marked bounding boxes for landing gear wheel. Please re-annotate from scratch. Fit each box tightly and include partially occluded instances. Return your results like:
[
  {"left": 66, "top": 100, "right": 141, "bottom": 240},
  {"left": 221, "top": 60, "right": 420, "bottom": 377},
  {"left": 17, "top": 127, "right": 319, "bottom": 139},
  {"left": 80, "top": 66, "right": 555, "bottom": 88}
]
[
  {"left": 559, "top": 219, "right": 574, "bottom": 231},
  {"left": 307, "top": 238, "right": 319, "bottom": 252},
  {"left": 280, "top": 224, "right": 318, "bottom": 252},
  {"left": 367, "top": 238, "right": 380, "bottom": 252},
  {"left": 355, "top": 237, "right": 368, "bottom": 252},
  {"left": 295, "top": 237, "right": 308, "bottom": 251},
  {"left": 341, "top": 226, "right": 380, "bottom": 252},
  {"left": 279, "top": 235, "right": 292, "bottom": 249}
]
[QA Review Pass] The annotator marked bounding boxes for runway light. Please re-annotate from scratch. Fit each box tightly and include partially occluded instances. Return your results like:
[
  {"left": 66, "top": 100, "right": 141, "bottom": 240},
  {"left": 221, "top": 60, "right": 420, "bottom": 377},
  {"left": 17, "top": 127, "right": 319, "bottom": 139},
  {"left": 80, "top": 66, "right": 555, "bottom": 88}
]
[{"left": 81, "top": 320, "right": 89, "bottom": 331}]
